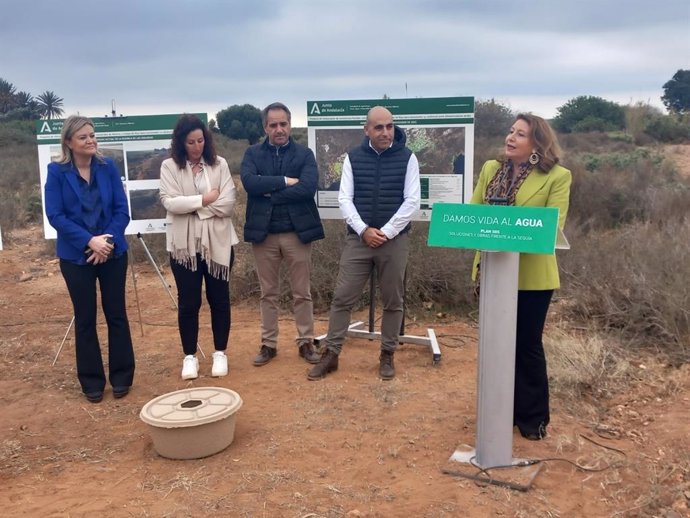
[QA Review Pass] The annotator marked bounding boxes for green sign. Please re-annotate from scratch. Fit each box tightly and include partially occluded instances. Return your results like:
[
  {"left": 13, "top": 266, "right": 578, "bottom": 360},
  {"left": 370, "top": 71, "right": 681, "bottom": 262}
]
[
  {"left": 307, "top": 97, "right": 474, "bottom": 126},
  {"left": 427, "top": 203, "right": 559, "bottom": 254},
  {"left": 35, "top": 113, "right": 206, "bottom": 144}
]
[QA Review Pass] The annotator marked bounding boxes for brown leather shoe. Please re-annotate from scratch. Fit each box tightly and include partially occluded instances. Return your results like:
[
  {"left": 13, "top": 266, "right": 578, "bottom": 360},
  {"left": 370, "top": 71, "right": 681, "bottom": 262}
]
[
  {"left": 307, "top": 350, "right": 339, "bottom": 380},
  {"left": 379, "top": 350, "right": 395, "bottom": 380},
  {"left": 298, "top": 342, "right": 320, "bottom": 364},
  {"left": 253, "top": 345, "right": 277, "bottom": 366}
]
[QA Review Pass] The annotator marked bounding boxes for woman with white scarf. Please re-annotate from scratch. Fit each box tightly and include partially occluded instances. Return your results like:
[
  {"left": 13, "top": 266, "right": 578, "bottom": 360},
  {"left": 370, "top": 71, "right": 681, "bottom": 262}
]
[{"left": 160, "top": 114, "right": 239, "bottom": 379}]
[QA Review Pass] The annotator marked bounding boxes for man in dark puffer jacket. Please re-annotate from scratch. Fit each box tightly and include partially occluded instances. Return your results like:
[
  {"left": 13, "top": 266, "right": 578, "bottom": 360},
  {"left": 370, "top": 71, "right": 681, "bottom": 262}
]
[
  {"left": 241, "top": 102, "right": 324, "bottom": 367},
  {"left": 308, "top": 106, "right": 421, "bottom": 381}
]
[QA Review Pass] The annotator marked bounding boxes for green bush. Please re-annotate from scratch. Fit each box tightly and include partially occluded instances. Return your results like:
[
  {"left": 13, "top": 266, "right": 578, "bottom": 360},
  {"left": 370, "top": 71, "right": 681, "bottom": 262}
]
[
  {"left": 474, "top": 99, "right": 515, "bottom": 138},
  {"left": 553, "top": 96, "right": 625, "bottom": 133},
  {"left": 568, "top": 152, "right": 688, "bottom": 230},
  {"left": 0, "top": 121, "right": 40, "bottom": 235},
  {"left": 0, "top": 120, "right": 35, "bottom": 146},
  {"left": 644, "top": 114, "right": 690, "bottom": 142}
]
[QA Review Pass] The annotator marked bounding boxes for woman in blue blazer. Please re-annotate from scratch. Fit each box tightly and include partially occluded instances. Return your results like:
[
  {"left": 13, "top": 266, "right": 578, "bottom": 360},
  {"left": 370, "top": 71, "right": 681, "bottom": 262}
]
[{"left": 44, "top": 115, "right": 135, "bottom": 403}]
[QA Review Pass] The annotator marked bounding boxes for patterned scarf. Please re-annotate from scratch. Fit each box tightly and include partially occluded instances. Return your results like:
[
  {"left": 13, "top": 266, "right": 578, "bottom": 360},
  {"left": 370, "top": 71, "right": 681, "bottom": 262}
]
[
  {"left": 474, "top": 160, "right": 533, "bottom": 296},
  {"left": 484, "top": 160, "right": 533, "bottom": 205}
]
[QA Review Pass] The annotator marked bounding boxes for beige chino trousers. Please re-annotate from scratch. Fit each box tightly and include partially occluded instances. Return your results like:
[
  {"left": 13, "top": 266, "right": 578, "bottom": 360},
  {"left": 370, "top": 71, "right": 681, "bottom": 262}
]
[{"left": 252, "top": 232, "right": 314, "bottom": 349}]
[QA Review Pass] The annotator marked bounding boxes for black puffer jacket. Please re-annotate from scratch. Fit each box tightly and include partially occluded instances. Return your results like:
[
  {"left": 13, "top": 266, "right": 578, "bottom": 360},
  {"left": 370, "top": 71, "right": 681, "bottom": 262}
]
[{"left": 240, "top": 137, "right": 324, "bottom": 244}]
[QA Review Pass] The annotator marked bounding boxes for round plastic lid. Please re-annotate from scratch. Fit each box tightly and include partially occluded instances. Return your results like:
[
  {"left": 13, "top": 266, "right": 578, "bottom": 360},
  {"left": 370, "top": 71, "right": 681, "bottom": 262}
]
[{"left": 140, "top": 387, "right": 242, "bottom": 429}]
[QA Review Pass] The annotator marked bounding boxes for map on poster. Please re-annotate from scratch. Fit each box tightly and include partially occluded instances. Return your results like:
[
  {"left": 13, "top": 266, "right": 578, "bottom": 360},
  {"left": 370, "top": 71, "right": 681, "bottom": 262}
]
[
  {"left": 306, "top": 97, "right": 474, "bottom": 220},
  {"left": 36, "top": 113, "right": 205, "bottom": 239}
]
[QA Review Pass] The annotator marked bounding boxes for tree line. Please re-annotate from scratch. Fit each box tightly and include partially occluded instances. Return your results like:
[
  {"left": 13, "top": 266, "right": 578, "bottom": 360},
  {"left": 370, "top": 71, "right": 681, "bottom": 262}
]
[
  {"left": 2, "top": 68, "right": 688, "bottom": 136},
  {"left": 211, "top": 69, "right": 689, "bottom": 144},
  {"left": 0, "top": 78, "right": 64, "bottom": 121}
]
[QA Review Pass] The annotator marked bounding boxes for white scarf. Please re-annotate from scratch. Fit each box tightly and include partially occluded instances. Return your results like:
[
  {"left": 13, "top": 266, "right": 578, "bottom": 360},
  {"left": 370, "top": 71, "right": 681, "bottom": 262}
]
[{"left": 160, "top": 157, "right": 239, "bottom": 280}]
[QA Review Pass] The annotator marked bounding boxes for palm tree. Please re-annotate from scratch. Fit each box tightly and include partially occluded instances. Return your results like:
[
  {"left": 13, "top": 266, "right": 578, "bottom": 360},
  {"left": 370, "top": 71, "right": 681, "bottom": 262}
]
[
  {"left": 12, "top": 90, "right": 41, "bottom": 120},
  {"left": 0, "top": 78, "right": 18, "bottom": 113},
  {"left": 15, "top": 91, "right": 34, "bottom": 108},
  {"left": 36, "top": 90, "right": 64, "bottom": 119}
]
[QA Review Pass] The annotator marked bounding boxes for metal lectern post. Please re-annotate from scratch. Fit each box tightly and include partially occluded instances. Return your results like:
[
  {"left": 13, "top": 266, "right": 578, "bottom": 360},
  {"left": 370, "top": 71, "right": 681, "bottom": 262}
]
[{"left": 475, "top": 250, "right": 519, "bottom": 468}]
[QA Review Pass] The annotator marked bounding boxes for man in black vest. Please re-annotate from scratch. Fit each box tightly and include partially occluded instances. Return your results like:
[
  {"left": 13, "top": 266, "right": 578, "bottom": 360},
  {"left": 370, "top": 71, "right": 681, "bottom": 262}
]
[
  {"left": 308, "top": 106, "right": 420, "bottom": 380},
  {"left": 241, "top": 102, "right": 324, "bottom": 367}
]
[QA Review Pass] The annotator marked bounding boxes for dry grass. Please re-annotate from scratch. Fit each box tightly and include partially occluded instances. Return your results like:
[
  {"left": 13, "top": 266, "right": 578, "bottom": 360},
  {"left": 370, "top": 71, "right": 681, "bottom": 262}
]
[
  {"left": 544, "top": 324, "right": 690, "bottom": 517},
  {"left": 546, "top": 328, "right": 634, "bottom": 401},
  {"left": 560, "top": 219, "right": 690, "bottom": 361}
]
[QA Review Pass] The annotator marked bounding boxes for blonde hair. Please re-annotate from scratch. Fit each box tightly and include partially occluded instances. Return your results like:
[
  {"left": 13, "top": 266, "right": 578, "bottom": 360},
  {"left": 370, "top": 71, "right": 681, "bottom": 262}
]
[{"left": 57, "top": 115, "right": 103, "bottom": 164}]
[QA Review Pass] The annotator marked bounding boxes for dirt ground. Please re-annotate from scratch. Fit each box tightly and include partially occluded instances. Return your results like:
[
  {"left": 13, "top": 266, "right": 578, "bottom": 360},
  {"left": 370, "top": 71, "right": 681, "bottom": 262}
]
[{"left": 1, "top": 222, "right": 688, "bottom": 517}]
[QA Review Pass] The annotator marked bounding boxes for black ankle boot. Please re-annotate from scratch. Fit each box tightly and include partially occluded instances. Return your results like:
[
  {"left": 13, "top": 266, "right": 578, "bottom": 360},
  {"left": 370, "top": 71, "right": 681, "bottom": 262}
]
[
  {"left": 307, "top": 350, "right": 339, "bottom": 380},
  {"left": 379, "top": 350, "right": 395, "bottom": 380}
]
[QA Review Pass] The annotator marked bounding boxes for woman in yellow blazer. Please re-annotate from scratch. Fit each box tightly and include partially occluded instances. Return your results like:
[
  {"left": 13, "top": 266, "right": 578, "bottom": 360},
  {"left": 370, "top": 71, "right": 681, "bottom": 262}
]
[{"left": 471, "top": 113, "right": 571, "bottom": 440}]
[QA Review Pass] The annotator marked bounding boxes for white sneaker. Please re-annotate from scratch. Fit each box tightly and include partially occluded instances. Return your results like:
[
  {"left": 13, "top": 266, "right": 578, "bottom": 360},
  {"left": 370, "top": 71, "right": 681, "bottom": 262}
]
[
  {"left": 212, "top": 351, "right": 228, "bottom": 377},
  {"left": 181, "top": 355, "right": 199, "bottom": 380}
]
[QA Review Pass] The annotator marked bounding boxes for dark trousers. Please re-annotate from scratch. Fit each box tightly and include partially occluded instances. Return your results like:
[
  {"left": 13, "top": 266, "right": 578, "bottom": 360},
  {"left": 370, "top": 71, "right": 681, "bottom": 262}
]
[
  {"left": 514, "top": 289, "right": 553, "bottom": 435},
  {"left": 170, "top": 251, "right": 234, "bottom": 355},
  {"left": 60, "top": 254, "right": 135, "bottom": 394}
]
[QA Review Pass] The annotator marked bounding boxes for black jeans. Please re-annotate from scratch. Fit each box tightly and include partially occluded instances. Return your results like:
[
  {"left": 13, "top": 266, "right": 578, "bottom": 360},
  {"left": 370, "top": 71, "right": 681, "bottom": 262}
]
[
  {"left": 60, "top": 254, "right": 135, "bottom": 393},
  {"left": 514, "top": 289, "right": 553, "bottom": 435},
  {"left": 170, "top": 251, "right": 234, "bottom": 355}
]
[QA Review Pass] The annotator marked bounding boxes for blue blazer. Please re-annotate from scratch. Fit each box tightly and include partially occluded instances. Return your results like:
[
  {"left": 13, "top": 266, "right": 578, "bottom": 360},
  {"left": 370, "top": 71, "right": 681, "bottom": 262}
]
[{"left": 44, "top": 157, "right": 130, "bottom": 262}]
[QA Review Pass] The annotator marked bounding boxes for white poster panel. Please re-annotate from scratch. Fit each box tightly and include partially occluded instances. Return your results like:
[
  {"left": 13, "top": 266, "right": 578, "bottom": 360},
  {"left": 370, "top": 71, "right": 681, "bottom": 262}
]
[
  {"left": 307, "top": 97, "right": 475, "bottom": 221},
  {"left": 36, "top": 114, "right": 205, "bottom": 239}
]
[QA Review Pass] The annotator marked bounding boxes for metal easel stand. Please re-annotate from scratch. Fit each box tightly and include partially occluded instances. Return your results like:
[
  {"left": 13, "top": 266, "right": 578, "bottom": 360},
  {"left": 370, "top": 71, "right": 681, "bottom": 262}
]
[
  {"left": 51, "top": 247, "right": 146, "bottom": 365},
  {"left": 52, "top": 316, "right": 75, "bottom": 366},
  {"left": 136, "top": 233, "right": 205, "bottom": 358},
  {"left": 52, "top": 233, "right": 206, "bottom": 365},
  {"left": 315, "top": 269, "right": 441, "bottom": 364},
  {"left": 136, "top": 233, "right": 177, "bottom": 309}
]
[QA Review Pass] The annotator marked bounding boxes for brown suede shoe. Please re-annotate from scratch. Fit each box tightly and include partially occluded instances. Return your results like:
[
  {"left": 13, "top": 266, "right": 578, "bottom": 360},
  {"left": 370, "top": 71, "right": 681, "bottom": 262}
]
[
  {"left": 298, "top": 342, "right": 320, "bottom": 364},
  {"left": 307, "top": 350, "right": 339, "bottom": 380},
  {"left": 379, "top": 350, "right": 395, "bottom": 380},
  {"left": 253, "top": 345, "right": 277, "bottom": 366}
]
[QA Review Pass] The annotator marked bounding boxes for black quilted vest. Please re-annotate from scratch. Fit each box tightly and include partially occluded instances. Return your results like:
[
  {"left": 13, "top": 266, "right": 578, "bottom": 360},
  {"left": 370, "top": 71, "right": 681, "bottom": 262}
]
[{"left": 346, "top": 126, "right": 412, "bottom": 234}]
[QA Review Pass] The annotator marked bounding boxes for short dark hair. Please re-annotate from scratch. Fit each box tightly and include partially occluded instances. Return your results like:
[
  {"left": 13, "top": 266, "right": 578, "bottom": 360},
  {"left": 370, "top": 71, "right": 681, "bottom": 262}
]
[
  {"left": 262, "top": 102, "right": 291, "bottom": 126},
  {"left": 170, "top": 114, "right": 217, "bottom": 168}
]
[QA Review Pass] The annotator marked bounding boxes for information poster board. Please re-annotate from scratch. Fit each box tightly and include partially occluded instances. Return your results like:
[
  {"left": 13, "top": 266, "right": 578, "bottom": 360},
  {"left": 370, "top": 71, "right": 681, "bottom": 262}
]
[
  {"left": 307, "top": 97, "right": 474, "bottom": 220},
  {"left": 36, "top": 113, "right": 205, "bottom": 239}
]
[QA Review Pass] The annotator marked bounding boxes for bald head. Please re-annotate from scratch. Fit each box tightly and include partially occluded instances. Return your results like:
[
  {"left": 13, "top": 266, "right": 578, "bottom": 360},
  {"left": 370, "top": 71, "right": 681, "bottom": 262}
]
[
  {"left": 367, "top": 106, "right": 392, "bottom": 123},
  {"left": 364, "top": 106, "right": 394, "bottom": 152}
]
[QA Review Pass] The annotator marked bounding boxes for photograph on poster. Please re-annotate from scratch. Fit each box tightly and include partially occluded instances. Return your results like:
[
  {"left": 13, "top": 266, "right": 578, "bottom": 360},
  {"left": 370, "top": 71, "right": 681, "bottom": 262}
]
[
  {"left": 308, "top": 97, "right": 474, "bottom": 219},
  {"left": 130, "top": 189, "right": 166, "bottom": 221},
  {"left": 36, "top": 114, "right": 197, "bottom": 238},
  {"left": 126, "top": 147, "right": 169, "bottom": 181},
  {"left": 313, "top": 126, "right": 467, "bottom": 210}
]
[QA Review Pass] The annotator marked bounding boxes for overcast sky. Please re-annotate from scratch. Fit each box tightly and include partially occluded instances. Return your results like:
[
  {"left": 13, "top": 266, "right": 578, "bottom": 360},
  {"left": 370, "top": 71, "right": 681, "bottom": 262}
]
[{"left": 2, "top": 0, "right": 688, "bottom": 125}]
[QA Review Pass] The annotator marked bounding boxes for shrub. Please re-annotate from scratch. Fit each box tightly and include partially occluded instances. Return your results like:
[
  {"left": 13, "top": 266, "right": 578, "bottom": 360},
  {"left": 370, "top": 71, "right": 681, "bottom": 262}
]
[
  {"left": 0, "top": 121, "right": 40, "bottom": 236},
  {"left": 566, "top": 147, "right": 686, "bottom": 232},
  {"left": 625, "top": 102, "right": 662, "bottom": 145},
  {"left": 644, "top": 114, "right": 690, "bottom": 142},
  {"left": 559, "top": 220, "right": 690, "bottom": 361},
  {"left": 474, "top": 99, "right": 515, "bottom": 138},
  {"left": 553, "top": 96, "right": 625, "bottom": 134}
]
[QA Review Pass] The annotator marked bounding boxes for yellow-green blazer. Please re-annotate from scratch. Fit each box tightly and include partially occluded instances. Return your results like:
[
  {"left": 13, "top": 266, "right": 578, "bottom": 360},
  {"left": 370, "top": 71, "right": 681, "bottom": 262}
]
[{"left": 471, "top": 160, "right": 572, "bottom": 290}]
